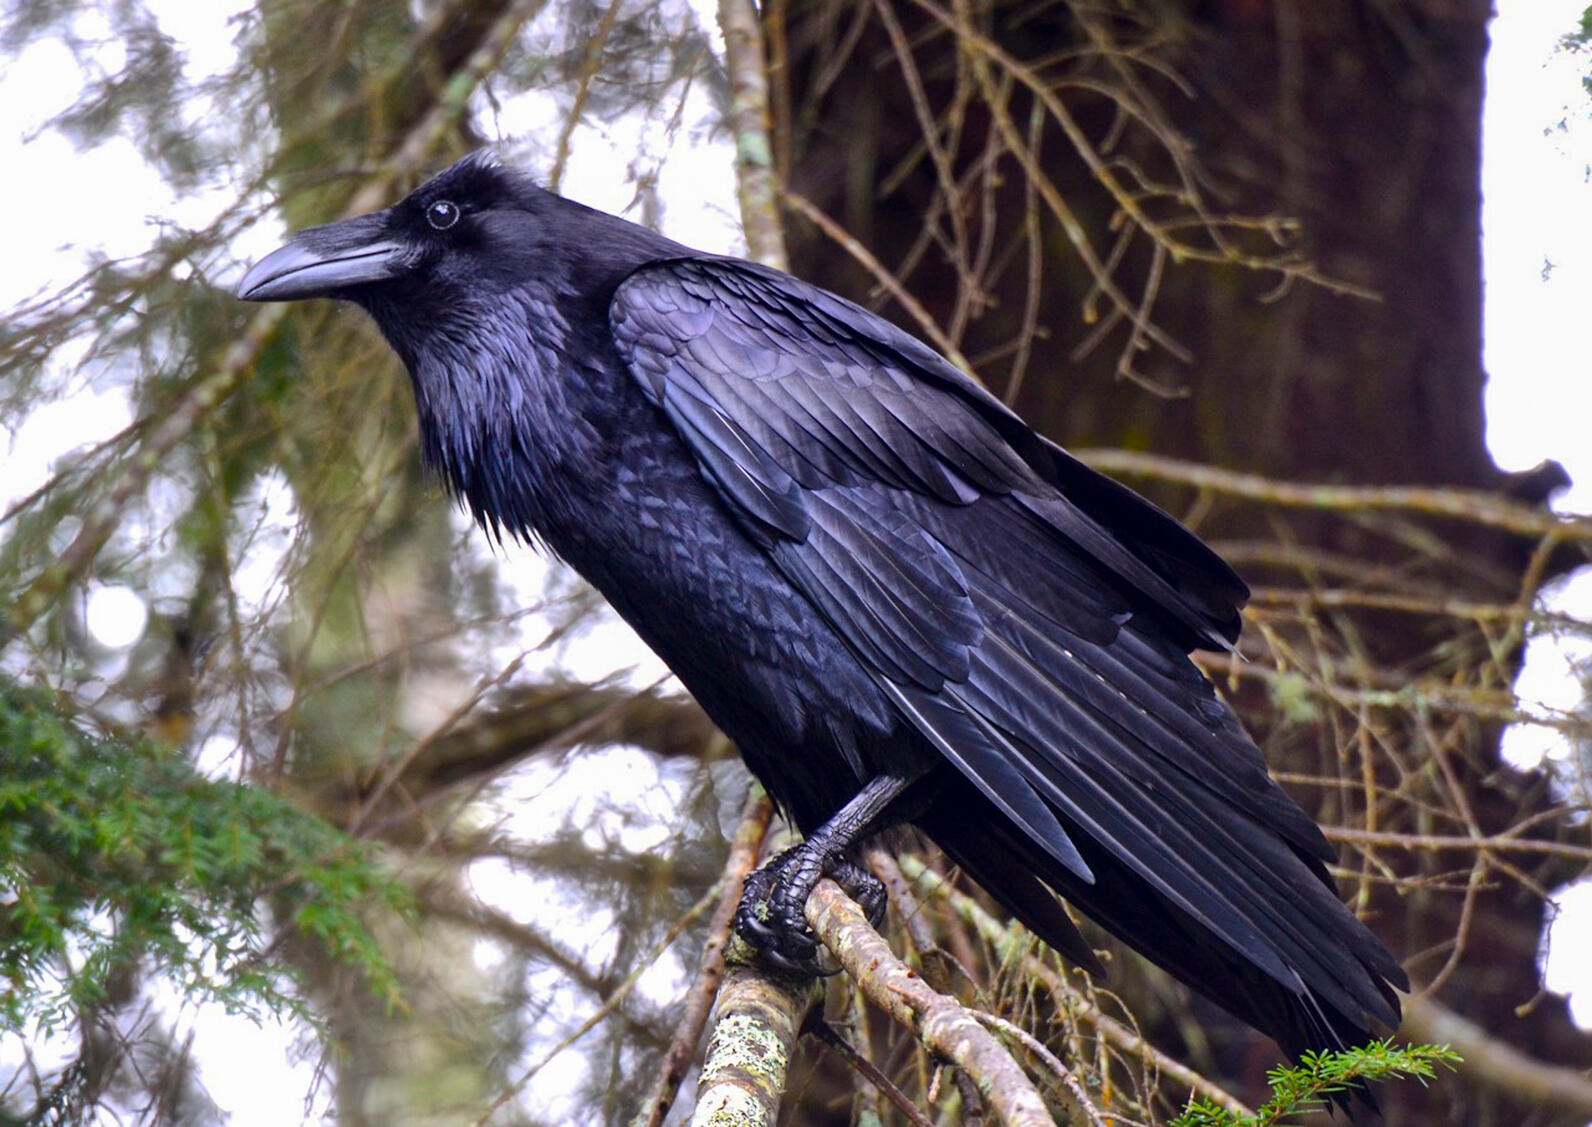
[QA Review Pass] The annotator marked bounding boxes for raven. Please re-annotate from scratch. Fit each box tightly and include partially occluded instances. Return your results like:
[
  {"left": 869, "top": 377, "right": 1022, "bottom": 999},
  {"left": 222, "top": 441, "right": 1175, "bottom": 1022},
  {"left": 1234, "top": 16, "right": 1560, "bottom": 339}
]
[{"left": 239, "top": 151, "right": 1406, "bottom": 1064}]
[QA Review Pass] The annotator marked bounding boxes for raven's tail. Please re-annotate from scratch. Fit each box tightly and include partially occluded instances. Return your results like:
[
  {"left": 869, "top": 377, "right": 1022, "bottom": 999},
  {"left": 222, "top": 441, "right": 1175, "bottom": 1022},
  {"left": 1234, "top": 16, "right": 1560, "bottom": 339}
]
[{"left": 922, "top": 779, "right": 1403, "bottom": 1067}]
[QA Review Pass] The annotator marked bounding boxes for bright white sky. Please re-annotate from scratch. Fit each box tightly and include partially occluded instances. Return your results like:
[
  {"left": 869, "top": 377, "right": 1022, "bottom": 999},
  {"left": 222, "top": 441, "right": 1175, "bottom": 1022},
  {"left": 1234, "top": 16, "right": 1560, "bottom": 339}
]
[
  {"left": 1, "top": 0, "right": 1590, "bottom": 1119},
  {"left": 1481, "top": 0, "right": 1592, "bottom": 1028}
]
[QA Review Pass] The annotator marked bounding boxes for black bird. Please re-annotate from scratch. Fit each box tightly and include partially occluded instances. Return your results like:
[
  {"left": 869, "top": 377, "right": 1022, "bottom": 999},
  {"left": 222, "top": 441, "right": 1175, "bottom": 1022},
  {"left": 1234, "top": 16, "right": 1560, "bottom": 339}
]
[{"left": 239, "top": 151, "right": 1406, "bottom": 1063}]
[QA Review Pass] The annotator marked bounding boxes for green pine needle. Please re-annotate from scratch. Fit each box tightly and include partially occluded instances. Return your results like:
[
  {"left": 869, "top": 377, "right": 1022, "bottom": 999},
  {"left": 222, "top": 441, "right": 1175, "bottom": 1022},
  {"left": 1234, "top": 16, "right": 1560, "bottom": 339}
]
[
  {"left": 1171, "top": 1040, "right": 1461, "bottom": 1126},
  {"left": 0, "top": 678, "right": 412, "bottom": 1039}
]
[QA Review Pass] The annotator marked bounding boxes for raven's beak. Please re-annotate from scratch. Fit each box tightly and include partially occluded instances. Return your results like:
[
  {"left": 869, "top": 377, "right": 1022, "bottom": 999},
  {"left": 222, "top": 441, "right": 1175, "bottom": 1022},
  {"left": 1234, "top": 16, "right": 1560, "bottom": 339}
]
[{"left": 238, "top": 215, "right": 407, "bottom": 301}]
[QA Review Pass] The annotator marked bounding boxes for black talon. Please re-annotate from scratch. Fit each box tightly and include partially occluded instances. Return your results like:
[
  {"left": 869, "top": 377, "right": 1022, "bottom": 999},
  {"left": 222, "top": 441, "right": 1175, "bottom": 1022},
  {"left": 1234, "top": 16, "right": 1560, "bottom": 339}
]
[
  {"left": 734, "top": 850, "right": 895, "bottom": 976},
  {"left": 831, "top": 857, "right": 888, "bottom": 929},
  {"left": 734, "top": 844, "right": 833, "bottom": 976},
  {"left": 732, "top": 776, "right": 916, "bottom": 976}
]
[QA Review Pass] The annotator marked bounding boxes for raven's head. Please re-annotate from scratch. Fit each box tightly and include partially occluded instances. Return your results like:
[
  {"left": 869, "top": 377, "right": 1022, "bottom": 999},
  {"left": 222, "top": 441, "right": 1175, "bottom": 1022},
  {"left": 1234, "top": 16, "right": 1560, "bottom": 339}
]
[
  {"left": 239, "top": 150, "right": 682, "bottom": 362},
  {"left": 238, "top": 151, "right": 556, "bottom": 307},
  {"left": 237, "top": 151, "right": 681, "bottom": 539}
]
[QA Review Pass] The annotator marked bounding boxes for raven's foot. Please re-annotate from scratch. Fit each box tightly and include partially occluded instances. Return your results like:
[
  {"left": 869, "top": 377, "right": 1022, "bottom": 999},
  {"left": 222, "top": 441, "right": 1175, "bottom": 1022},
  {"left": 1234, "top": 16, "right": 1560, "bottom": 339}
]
[{"left": 734, "top": 846, "right": 888, "bottom": 977}]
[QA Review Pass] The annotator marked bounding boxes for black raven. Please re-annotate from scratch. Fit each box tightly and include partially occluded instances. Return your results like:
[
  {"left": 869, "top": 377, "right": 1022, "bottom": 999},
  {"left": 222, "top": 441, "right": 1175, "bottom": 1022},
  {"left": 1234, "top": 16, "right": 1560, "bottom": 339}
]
[{"left": 239, "top": 151, "right": 1406, "bottom": 1063}]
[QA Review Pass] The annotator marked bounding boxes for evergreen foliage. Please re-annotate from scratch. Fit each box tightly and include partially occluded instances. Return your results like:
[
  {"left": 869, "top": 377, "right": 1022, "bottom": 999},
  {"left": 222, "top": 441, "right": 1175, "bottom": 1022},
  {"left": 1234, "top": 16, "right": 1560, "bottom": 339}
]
[
  {"left": 0, "top": 677, "right": 410, "bottom": 1038},
  {"left": 1171, "top": 1041, "right": 1461, "bottom": 1126}
]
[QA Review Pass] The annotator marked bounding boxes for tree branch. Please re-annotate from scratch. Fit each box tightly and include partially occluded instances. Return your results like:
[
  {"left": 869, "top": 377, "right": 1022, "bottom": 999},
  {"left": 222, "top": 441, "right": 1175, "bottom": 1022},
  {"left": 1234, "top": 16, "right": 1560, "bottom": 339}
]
[
  {"left": 1401, "top": 993, "right": 1592, "bottom": 1119},
  {"left": 689, "top": 947, "right": 818, "bottom": 1126},
  {"left": 805, "top": 1016, "right": 937, "bottom": 1127},
  {"left": 404, "top": 679, "right": 722, "bottom": 791},
  {"left": 472, "top": 862, "right": 719, "bottom": 1126},
  {"left": 716, "top": 0, "right": 786, "bottom": 269},
  {"left": 806, "top": 878, "right": 1060, "bottom": 1127},
  {"left": 636, "top": 787, "right": 773, "bottom": 1127},
  {"left": 896, "top": 854, "right": 1255, "bottom": 1119},
  {"left": 0, "top": 0, "right": 550, "bottom": 654},
  {"left": 1076, "top": 449, "right": 1587, "bottom": 544}
]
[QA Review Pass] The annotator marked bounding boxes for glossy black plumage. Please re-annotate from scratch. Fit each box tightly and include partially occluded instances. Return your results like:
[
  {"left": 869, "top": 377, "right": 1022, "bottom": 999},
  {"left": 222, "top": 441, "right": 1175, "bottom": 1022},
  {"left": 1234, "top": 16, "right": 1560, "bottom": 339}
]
[{"left": 239, "top": 152, "right": 1407, "bottom": 1064}]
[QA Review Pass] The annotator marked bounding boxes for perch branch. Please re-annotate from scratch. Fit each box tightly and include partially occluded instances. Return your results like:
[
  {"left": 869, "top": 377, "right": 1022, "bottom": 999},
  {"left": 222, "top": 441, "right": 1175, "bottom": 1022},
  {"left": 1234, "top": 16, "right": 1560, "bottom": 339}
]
[
  {"left": 806, "top": 878, "right": 1059, "bottom": 1127},
  {"left": 690, "top": 948, "right": 818, "bottom": 1126}
]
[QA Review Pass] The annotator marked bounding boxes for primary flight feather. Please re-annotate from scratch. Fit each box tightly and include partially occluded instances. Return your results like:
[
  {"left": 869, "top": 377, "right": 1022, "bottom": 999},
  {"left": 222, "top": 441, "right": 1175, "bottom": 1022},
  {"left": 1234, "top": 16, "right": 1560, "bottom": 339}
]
[{"left": 239, "top": 151, "right": 1406, "bottom": 1065}]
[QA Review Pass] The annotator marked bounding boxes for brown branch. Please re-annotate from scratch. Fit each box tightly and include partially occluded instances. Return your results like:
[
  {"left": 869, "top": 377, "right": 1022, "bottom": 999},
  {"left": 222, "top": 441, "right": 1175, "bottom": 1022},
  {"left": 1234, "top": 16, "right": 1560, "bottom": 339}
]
[
  {"left": 1247, "top": 585, "right": 1584, "bottom": 630},
  {"left": 353, "top": 0, "right": 549, "bottom": 206},
  {"left": 349, "top": 654, "right": 533, "bottom": 834},
  {"left": 636, "top": 788, "right": 774, "bottom": 1127},
  {"left": 942, "top": 0, "right": 1191, "bottom": 376},
  {"left": 1401, "top": 993, "right": 1592, "bottom": 1119},
  {"left": 548, "top": 0, "right": 627, "bottom": 192},
  {"left": 896, "top": 855, "right": 1255, "bottom": 1119},
  {"left": 1326, "top": 827, "right": 1592, "bottom": 864},
  {"left": 783, "top": 189, "right": 973, "bottom": 371},
  {"left": 284, "top": 678, "right": 723, "bottom": 837},
  {"left": 401, "top": 678, "right": 720, "bottom": 791},
  {"left": 806, "top": 879, "right": 1059, "bottom": 1127},
  {"left": 914, "top": 0, "right": 1377, "bottom": 298},
  {"left": 973, "top": 1013, "right": 1110, "bottom": 1127},
  {"left": 1075, "top": 449, "right": 1589, "bottom": 544},
  {"left": 690, "top": 950, "right": 818, "bottom": 1126},
  {"left": 807, "top": 1016, "right": 938, "bottom": 1127},
  {"left": 870, "top": 0, "right": 978, "bottom": 325}
]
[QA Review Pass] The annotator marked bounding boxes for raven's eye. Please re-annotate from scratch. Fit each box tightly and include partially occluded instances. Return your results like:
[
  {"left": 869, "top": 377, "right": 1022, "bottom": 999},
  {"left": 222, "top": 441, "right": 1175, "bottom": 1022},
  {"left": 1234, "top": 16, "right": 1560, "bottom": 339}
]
[{"left": 426, "top": 200, "right": 460, "bottom": 231}]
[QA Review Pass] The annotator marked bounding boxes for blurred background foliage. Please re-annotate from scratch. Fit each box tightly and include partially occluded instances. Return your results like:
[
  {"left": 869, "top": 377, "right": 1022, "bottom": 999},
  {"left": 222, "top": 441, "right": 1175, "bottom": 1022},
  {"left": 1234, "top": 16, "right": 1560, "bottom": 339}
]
[{"left": 0, "top": 0, "right": 1590, "bottom": 1124}]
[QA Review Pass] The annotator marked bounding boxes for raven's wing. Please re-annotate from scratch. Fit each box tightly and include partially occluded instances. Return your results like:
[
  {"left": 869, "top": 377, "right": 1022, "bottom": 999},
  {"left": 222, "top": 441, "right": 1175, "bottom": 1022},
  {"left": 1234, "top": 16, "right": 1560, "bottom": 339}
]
[{"left": 609, "top": 256, "right": 1404, "bottom": 1054}]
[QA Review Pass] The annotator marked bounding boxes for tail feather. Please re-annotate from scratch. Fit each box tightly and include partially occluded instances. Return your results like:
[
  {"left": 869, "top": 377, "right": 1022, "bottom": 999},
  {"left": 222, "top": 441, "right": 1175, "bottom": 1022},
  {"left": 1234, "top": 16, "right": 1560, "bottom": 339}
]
[{"left": 924, "top": 778, "right": 1401, "bottom": 1063}]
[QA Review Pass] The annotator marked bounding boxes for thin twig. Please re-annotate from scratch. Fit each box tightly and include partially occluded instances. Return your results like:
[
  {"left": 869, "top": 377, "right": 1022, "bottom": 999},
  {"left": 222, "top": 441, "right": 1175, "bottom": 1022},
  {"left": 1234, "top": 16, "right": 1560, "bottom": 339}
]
[
  {"left": 0, "top": 0, "right": 551, "bottom": 653},
  {"left": 974, "top": 1012, "right": 1114, "bottom": 1127},
  {"left": 783, "top": 189, "right": 973, "bottom": 371},
  {"left": 472, "top": 872, "right": 720, "bottom": 1125},
  {"left": 897, "top": 855, "right": 1255, "bottom": 1119},
  {"left": 549, "top": 0, "right": 627, "bottom": 192},
  {"left": 807, "top": 1016, "right": 937, "bottom": 1127}
]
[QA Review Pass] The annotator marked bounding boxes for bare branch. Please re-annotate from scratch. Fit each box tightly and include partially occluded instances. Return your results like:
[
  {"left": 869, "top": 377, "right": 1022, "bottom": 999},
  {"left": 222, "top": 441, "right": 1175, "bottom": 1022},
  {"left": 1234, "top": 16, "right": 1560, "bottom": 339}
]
[
  {"left": 1077, "top": 449, "right": 1588, "bottom": 543},
  {"left": 473, "top": 868, "right": 720, "bottom": 1126},
  {"left": 1402, "top": 994, "right": 1592, "bottom": 1119},
  {"left": 636, "top": 788, "right": 774, "bottom": 1127},
  {"left": 806, "top": 878, "right": 1059, "bottom": 1127},
  {"left": 689, "top": 953, "right": 818, "bottom": 1126}
]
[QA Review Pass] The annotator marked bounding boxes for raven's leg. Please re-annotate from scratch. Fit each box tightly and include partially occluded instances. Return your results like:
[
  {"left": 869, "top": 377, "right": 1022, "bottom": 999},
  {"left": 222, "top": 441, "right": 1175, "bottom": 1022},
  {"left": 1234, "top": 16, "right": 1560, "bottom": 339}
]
[{"left": 735, "top": 774, "right": 910, "bottom": 975}]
